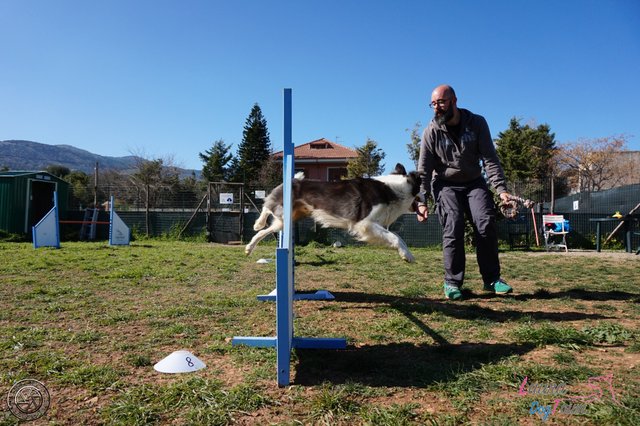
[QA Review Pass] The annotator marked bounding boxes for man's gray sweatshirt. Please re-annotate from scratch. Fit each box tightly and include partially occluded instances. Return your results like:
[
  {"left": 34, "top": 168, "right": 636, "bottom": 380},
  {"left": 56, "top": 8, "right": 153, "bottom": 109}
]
[{"left": 418, "top": 108, "right": 507, "bottom": 197}]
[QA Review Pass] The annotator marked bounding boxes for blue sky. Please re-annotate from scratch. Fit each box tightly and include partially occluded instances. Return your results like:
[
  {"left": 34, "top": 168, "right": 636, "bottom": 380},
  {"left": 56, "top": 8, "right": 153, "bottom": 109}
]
[{"left": 1, "top": 0, "right": 639, "bottom": 173}]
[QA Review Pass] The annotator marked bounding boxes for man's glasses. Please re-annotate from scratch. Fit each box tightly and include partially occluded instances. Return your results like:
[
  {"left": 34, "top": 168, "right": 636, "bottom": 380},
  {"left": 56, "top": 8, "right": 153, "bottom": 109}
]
[{"left": 429, "top": 98, "right": 450, "bottom": 109}]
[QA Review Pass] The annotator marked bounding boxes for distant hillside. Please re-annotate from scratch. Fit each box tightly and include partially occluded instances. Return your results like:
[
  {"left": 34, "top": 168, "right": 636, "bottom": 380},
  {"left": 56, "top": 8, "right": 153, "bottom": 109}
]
[{"left": 0, "top": 140, "right": 200, "bottom": 178}]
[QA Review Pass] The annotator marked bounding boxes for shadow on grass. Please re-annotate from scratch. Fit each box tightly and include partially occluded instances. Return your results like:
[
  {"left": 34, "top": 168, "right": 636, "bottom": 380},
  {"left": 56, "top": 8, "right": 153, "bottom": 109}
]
[
  {"left": 513, "top": 289, "right": 640, "bottom": 302},
  {"left": 331, "top": 291, "right": 612, "bottom": 322},
  {"left": 293, "top": 341, "right": 535, "bottom": 387},
  {"left": 295, "top": 255, "right": 338, "bottom": 267}
]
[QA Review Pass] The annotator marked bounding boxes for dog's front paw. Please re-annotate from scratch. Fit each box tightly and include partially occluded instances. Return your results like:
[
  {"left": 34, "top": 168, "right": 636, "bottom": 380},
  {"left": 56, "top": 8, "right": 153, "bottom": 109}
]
[{"left": 244, "top": 245, "right": 253, "bottom": 256}]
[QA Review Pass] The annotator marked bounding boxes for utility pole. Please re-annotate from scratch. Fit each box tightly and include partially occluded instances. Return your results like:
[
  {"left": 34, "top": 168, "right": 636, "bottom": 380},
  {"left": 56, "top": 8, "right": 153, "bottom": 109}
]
[{"left": 94, "top": 162, "right": 99, "bottom": 208}]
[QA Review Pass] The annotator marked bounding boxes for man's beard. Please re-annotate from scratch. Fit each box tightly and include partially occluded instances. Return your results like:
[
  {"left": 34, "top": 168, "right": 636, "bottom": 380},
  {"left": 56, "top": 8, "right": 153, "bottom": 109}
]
[{"left": 435, "top": 107, "right": 454, "bottom": 125}]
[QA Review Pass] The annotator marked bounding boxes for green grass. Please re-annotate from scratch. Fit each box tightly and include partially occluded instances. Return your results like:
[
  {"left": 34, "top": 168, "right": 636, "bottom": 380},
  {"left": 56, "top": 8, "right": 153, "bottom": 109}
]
[
  {"left": 1, "top": 241, "right": 639, "bottom": 424},
  {"left": 103, "top": 378, "right": 270, "bottom": 425},
  {"left": 511, "top": 322, "right": 593, "bottom": 347},
  {"left": 582, "top": 322, "right": 635, "bottom": 345}
]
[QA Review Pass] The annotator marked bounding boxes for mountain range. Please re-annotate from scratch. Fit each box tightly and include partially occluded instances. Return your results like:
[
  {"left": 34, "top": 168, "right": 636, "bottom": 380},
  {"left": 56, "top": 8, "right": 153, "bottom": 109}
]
[{"left": 0, "top": 140, "right": 199, "bottom": 177}]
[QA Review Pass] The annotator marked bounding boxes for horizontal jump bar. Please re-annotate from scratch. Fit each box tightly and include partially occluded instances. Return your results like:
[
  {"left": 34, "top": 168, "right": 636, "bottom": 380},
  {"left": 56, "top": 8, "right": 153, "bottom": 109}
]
[{"left": 59, "top": 220, "right": 111, "bottom": 224}]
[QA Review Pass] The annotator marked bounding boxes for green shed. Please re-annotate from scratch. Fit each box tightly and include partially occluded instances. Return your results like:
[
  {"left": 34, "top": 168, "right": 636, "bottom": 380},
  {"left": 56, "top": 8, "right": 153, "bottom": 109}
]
[{"left": 0, "top": 171, "right": 69, "bottom": 235}]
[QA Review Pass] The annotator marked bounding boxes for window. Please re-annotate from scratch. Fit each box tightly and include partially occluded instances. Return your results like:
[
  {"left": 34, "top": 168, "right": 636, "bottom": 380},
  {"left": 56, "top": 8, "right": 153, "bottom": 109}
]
[
  {"left": 310, "top": 142, "right": 331, "bottom": 149},
  {"left": 327, "top": 167, "right": 347, "bottom": 182}
]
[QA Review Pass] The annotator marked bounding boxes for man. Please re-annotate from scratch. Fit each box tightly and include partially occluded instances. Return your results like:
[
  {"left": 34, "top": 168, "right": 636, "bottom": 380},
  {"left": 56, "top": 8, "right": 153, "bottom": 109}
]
[{"left": 416, "top": 84, "right": 513, "bottom": 300}]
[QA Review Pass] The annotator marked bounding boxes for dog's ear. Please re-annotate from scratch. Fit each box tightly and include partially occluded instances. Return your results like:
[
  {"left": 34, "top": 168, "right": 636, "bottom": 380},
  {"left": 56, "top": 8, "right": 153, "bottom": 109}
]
[{"left": 392, "top": 163, "right": 407, "bottom": 175}]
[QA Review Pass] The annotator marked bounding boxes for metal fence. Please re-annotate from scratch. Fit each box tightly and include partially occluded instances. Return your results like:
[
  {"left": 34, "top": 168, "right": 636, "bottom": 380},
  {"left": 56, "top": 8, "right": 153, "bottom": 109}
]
[{"left": 60, "top": 179, "right": 640, "bottom": 250}]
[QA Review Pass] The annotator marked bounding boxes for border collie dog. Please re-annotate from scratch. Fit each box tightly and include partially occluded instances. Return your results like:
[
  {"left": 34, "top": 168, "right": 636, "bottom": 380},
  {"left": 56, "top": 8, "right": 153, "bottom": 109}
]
[{"left": 245, "top": 163, "right": 420, "bottom": 262}]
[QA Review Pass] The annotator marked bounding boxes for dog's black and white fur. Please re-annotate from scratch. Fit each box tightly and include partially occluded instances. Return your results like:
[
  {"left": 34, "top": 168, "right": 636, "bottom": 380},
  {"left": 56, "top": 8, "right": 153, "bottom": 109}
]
[{"left": 245, "top": 163, "right": 421, "bottom": 262}]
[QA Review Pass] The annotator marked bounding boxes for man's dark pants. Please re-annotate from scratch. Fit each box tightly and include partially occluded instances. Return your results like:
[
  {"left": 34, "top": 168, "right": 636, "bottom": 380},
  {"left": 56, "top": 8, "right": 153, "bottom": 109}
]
[{"left": 433, "top": 177, "right": 500, "bottom": 288}]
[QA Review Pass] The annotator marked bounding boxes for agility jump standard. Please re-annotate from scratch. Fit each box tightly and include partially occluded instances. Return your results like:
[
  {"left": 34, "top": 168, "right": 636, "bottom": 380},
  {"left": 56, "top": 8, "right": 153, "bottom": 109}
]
[
  {"left": 33, "top": 194, "right": 130, "bottom": 248},
  {"left": 232, "top": 89, "right": 346, "bottom": 386}
]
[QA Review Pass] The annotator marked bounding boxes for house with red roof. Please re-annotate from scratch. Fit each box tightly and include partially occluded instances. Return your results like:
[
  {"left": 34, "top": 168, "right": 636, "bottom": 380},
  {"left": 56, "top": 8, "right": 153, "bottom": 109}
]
[{"left": 273, "top": 138, "right": 358, "bottom": 182}]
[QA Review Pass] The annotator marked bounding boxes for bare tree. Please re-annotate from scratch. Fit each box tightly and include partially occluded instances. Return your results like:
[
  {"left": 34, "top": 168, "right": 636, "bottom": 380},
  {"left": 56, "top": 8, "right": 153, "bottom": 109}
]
[
  {"left": 131, "top": 154, "right": 180, "bottom": 236},
  {"left": 555, "top": 135, "right": 634, "bottom": 192}
]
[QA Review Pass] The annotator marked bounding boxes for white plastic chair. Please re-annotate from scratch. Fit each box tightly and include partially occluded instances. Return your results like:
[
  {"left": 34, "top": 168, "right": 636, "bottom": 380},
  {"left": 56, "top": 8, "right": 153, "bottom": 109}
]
[{"left": 542, "top": 214, "right": 569, "bottom": 252}]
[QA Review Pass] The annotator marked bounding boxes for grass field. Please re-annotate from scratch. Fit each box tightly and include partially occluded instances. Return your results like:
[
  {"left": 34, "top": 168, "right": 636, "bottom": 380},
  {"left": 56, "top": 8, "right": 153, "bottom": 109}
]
[{"left": 1, "top": 240, "right": 639, "bottom": 425}]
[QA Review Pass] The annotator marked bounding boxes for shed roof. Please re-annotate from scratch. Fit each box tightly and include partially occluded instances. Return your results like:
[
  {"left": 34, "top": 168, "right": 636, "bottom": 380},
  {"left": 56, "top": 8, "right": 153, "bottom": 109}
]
[
  {"left": 0, "top": 171, "right": 39, "bottom": 177},
  {"left": 0, "top": 171, "right": 69, "bottom": 184},
  {"left": 0, "top": 170, "right": 68, "bottom": 183}
]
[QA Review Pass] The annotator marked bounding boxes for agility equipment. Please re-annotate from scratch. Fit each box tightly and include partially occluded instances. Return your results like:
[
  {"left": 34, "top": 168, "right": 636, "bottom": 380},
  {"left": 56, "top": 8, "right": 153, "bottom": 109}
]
[
  {"left": 109, "top": 196, "right": 130, "bottom": 245},
  {"left": 603, "top": 201, "right": 640, "bottom": 246},
  {"left": 33, "top": 194, "right": 130, "bottom": 247},
  {"left": 32, "top": 192, "right": 61, "bottom": 248},
  {"left": 232, "top": 89, "right": 346, "bottom": 386},
  {"left": 153, "top": 350, "right": 206, "bottom": 373}
]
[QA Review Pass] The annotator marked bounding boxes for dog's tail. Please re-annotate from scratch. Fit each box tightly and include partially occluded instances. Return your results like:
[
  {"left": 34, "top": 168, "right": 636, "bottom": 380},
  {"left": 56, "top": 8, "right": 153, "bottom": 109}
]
[{"left": 294, "top": 171, "right": 305, "bottom": 180}]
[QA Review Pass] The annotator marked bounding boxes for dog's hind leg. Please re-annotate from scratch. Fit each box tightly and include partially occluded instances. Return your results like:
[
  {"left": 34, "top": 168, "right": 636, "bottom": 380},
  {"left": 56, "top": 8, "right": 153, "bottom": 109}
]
[
  {"left": 354, "top": 221, "right": 415, "bottom": 262},
  {"left": 245, "top": 217, "right": 284, "bottom": 255}
]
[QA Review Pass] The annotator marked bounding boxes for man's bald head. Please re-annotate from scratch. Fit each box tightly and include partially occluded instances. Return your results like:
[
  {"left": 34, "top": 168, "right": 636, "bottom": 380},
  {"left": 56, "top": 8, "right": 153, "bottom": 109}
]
[
  {"left": 432, "top": 85, "right": 456, "bottom": 100},
  {"left": 431, "top": 84, "right": 458, "bottom": 125}
]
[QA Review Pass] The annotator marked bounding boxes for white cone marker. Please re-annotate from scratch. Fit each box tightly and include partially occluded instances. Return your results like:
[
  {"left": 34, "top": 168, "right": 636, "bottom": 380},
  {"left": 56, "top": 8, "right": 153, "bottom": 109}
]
[{"left": 153, "top": 350, "right": 206, "bottom": 373}]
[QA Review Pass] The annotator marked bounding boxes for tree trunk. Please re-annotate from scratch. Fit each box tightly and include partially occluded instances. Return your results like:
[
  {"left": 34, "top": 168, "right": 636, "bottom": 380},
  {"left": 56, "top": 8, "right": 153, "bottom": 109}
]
[{"left": 550, "top": 174, "right": 555, "bottom": 214}]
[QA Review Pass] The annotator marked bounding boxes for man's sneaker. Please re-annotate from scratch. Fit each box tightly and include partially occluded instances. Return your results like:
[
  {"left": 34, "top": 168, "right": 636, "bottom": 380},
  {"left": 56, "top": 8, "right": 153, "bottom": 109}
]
[
  {"left": 484, "top": 279, "right": 513, "bottom": 295},
  {"left": 444, "top": 283, "right": 462, "bottom": 300}
]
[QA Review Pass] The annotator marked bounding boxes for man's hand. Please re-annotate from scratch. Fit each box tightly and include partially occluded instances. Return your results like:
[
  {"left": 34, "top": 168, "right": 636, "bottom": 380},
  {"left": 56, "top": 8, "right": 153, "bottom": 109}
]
[
  {"left": 498, "top": 192, "right": 517, "bottom": 218},
  {"left": 499, "top": 192, "right": 512, "bottom": 204},
  {"left": 416, "top": 203, "right": 429, "bottom": 222}
]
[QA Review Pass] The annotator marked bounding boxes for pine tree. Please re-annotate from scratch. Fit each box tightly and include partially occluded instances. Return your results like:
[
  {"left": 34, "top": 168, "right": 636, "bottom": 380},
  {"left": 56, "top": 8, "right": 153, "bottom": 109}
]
[
  {"left": 347, "top": 138, "right": 386, "bottom": 178},
  {"left": 232, "top": 103, "right": 272, "bottom": 183},
  {"left": 496, "top": 118, "right": 556, "bottom": 182},
  {"left": 199, "top": 139, "right": 233, "bottom": 182}
]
